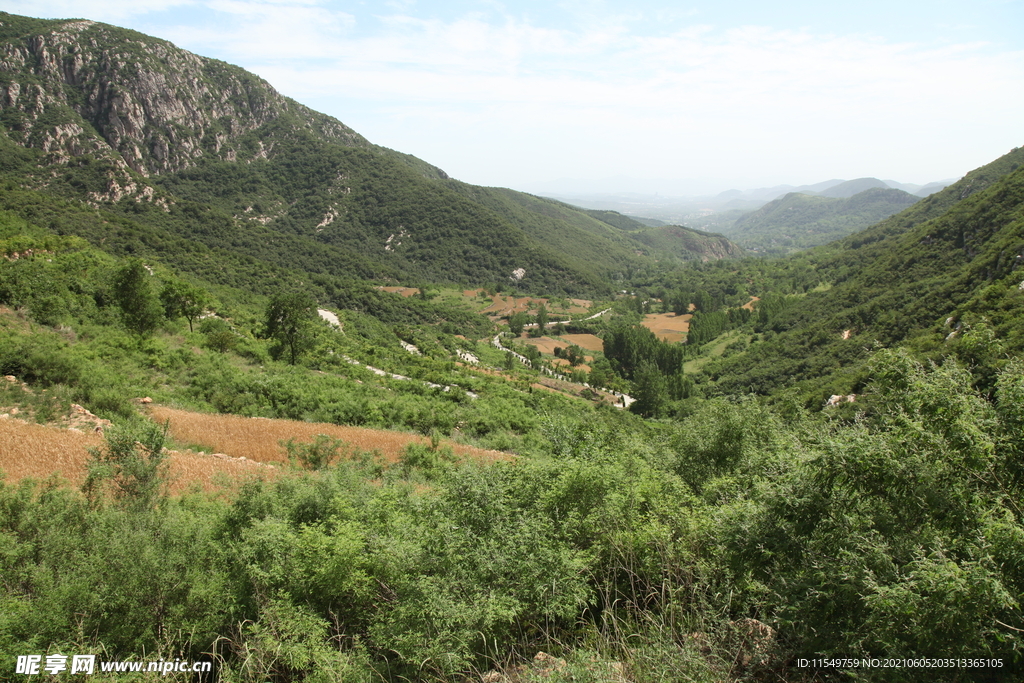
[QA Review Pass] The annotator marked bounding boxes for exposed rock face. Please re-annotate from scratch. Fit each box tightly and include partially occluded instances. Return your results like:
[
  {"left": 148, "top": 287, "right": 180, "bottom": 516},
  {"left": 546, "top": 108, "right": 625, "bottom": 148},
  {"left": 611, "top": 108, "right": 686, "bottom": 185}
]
[{"left": 0, "top": 13, "right": 368, "bottom": 180}]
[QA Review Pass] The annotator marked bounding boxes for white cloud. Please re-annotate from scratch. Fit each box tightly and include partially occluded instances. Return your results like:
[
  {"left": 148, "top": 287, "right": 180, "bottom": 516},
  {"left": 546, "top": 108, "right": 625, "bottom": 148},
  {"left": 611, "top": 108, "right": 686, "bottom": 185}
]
[
  {"left": 2, "top": 0, "right": 194, "bottom": 22},
  {"left": 9, "top": 2, "right": 1021, "bottom": 187}
]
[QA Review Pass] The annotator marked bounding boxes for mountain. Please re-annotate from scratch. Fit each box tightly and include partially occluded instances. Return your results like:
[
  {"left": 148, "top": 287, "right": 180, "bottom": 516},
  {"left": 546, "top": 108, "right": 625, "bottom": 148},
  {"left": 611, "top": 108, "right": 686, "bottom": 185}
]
[
  {"left": 0, "top": 12, "right": 743, "bottom": 299},
  {"left": 565, "top": 207, "right": 744, "bottom": 260},
  {"left": 816, "top": 177, "right": 889, "bottom": 198},
  {"left": 724, "top": 187, "right": 920, "bottom": 253},
  {"left": 703, "top": 145, "right": 1024, "bottom": 401}
]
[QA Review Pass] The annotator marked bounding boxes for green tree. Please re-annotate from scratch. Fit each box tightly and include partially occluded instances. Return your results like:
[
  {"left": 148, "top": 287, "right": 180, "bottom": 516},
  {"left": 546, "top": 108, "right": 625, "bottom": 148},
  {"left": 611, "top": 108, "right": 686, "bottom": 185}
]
[
  {"left": 535, "top": 303, "right": 548, "bottom": 333},
  {"left": 509, "top": 311, "right": 529, "bottom": 335},
  {"left": 160, "top": 279, "right": 210, "bottom": 332},
  {"left": 630, "top": 360, "right": 667, "bottom": 418},
  {"left": 265, "top": 291, "right": 317, "bottom": 364},
  {"left": 83, "top": 420, "right": 169, "bottom": 510},
  {"left": 111, "top": 259, "right": 162, "bottom": 336}
]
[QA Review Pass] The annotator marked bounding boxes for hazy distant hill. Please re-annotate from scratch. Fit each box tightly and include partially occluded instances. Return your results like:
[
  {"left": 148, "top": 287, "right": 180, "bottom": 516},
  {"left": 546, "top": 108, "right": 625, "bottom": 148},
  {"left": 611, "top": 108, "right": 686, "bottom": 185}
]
[
  {"left": 817, "top": 177, "right": 890, "bottom": 198},
  {"left": 723, "top": 187, "right": 920, "bottom": 253},
  {"left": 574, "top": 208, "right": 746, "bottom": 260}
]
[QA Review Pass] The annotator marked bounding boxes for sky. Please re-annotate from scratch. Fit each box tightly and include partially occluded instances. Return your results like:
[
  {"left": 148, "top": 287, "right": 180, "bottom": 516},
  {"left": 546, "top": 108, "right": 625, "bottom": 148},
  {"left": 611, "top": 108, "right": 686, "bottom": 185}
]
[{"left": 5, "top": 0, "right": 1024, "bottom": 195}]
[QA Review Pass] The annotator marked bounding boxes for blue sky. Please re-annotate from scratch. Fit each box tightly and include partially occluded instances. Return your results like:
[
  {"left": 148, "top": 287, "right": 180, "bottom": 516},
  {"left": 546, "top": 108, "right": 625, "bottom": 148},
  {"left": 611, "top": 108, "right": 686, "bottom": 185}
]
[{"left": 5, "top": 0, "right": 1023, "bottom": 194}]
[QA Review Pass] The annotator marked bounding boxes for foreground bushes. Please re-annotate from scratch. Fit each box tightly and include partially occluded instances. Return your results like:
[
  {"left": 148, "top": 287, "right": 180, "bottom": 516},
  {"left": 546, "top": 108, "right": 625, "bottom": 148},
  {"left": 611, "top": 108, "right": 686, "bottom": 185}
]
[{"left": 2, "top": 352, "right": 1022, "bottom": 681}]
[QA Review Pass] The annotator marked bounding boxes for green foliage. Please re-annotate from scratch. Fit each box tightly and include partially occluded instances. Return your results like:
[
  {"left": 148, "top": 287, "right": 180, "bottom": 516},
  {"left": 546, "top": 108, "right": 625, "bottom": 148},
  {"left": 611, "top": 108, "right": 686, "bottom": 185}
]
[
  {"left": 535, "top": 302, "right": 548, "bottom": 332},
  {"left": 629, "top": 361, "right": 668, "bottom": 418},
  {"left": 160, "top": 278, "right": 210, "bottom": 332},
  {"left": 264, "top": 291, "right": 317, "bottom": 364},
  {"left": 83, "top": 419, "right": 170, "bottom": 511},
  {"left": 111, "top": 258, "right": 163, "bottom": 336},
  {"left": 282, "top": 434, "right": 347, "bottom": 471},
  {"left": 508, "top": 310, "right": 529, "bottom": 335},
  {"left": 725, "top": 187, "right": 920, "bottom": 254},
  {"left": 603, "top": 323, "right": 688, "bottom": 380}
]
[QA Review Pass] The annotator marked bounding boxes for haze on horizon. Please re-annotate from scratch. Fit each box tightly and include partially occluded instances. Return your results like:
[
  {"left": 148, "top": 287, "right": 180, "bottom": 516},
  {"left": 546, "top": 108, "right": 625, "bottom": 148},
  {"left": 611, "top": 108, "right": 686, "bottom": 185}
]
[{"left": 6, "top": 0, "right": 1024, "bottom": 196}]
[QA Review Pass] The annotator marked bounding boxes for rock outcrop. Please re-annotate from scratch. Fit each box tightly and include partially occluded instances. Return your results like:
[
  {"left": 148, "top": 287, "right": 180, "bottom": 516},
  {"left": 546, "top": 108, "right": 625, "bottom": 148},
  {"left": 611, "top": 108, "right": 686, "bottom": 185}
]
[{"left": 0, "top": 12, "right": 368, "bottom": 183}]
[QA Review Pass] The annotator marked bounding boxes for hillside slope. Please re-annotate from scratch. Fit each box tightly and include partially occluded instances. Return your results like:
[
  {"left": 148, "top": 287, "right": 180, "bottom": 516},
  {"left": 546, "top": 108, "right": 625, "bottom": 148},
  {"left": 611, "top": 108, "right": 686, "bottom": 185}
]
[
  {"left": 704, "top": 146, "right": 1024, "bottom": 401},
  {"left": 0, "top": 12, "right": 743, "bottom": 296},
  {"left": 726, "top": 187, "right": 919, "bottom": 253}
]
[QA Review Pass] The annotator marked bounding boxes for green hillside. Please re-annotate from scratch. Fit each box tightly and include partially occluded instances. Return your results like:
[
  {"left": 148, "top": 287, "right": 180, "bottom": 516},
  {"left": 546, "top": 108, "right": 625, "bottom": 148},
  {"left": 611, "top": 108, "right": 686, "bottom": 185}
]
[
  {"left": 701, "top": 147, "right": 1024, "bottom": 402},
  {"left": 725, "top": 187, "right": 920, "bottom": 253},
  {"left": 0, "top": 12, "right": 743, "bottom": 297}
]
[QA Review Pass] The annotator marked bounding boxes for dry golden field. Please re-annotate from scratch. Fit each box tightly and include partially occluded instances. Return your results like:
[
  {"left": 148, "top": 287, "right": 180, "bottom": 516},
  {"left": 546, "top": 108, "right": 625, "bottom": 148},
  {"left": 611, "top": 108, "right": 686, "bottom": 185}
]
[
  {"left": 148, "top": 406, "right": 507, "bottom": 465},
  {"left": 641, "top": 312, "right": 692, "bottom": 343},
  {"left": 0, "top": 405, "right": 509, "bottom": 496},
  {"left": 0, "top": 417, "right": 272, "bottom": 495},
  {"left": 558, "top": 333, "right": 605, "bottom": 352}
]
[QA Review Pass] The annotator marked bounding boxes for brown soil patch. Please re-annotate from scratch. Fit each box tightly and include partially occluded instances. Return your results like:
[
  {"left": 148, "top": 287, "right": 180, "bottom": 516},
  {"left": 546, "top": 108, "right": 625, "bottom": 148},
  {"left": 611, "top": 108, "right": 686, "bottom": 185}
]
[
  {"left": 641, "top": 312, "right": 692, "bottom": 343},
  {"left": 559, "top": 333, "right": 605, "bottom": 352},
  {"left": 742, "top": 296, "right": 760, "bottom": 311},
  {"left": 519, "top": 335, "right": 566, "bottom": 355},
  {"left": 149, "top": 406, "right": 507, "bottom": 465},
  {"left": 482, "top": 296, "right": 548, "bottom": 317},
  {"left": 570, "top": 299, "right": 592, "bottom": 309},
  {"left": 379, "top": 286, "right": 421, "bottom": 297}
]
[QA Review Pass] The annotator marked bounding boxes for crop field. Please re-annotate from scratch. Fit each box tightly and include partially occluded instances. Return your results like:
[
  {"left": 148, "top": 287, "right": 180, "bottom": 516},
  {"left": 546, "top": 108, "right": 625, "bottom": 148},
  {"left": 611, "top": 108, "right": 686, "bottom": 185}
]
[
  {"left": 641, "top": 312, "right": 692, "bottom": 343},
  {"left": 558, "top": 333, "right": 605, "bottom": 352},
  {"left": 0, "top": 417, "right": 270, "bottom": 494},
  {"left": 148, "top": 406, "right": 508, "bottom": 465},
  {"left": 519, "top": 335, "right": 572, "bottom": 356},
  {"left": 480, "top": 295, "right": 548, "bottom": 317},
  {"left": 0, "top": 417, "right": 102, "bottom": 485}
]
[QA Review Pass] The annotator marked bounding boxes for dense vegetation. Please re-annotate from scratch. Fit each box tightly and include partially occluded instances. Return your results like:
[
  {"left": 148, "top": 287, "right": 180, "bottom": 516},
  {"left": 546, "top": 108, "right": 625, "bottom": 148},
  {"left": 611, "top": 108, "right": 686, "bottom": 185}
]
[
  {"left": 725, "top": 187, "right": 919, "bottom": 254},
  {"left": 1, "top": 11, "right": 1024, "bottom": 681}
]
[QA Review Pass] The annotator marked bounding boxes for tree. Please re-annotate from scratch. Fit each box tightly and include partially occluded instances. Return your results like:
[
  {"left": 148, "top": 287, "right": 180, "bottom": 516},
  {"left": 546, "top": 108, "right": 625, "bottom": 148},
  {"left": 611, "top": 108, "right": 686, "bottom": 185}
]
[
  {"left": 535, "top": 303, "right": 548, "bottom": 333},
  {"left": 630, "top": 360, "right": 668, "bottom": 418},
  {"left": 111, "top": 259, "right": 162, "bottom": 336},
  {"left": 565, "top": 345, "right": 584, "bottom": 367},
  {"left": 509, "top": 311, "right": 529, "bottom": 336},
  {"left": 160, "top": 279, "right": 210, "bottom": 332},
  {"left": 265, "top": 291, "right": 317, "bottom": 364},
  {"left": 83, "top": 420, "right": 169, "bottom": 510}
]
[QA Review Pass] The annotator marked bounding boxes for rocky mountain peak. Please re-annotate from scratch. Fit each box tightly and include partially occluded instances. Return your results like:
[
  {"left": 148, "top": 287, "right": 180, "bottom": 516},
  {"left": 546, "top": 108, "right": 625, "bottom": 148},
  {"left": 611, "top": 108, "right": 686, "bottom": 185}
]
[{"left": 0, "top": 13, "right": 367, "bottom": 180}]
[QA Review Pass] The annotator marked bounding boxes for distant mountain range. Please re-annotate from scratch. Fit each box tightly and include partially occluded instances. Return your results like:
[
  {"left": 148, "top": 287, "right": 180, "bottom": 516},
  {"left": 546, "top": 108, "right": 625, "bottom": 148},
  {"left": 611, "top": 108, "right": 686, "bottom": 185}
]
[{"left": 540, "top": 176, "right": 957, "bottom": 253}]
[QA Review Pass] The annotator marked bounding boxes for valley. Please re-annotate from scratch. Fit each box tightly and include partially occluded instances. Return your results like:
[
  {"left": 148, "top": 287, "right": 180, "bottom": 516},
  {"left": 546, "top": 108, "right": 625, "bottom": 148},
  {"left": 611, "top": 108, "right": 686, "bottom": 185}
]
[{"left": 0, "top": 10, "right": 1022, "bottom": 683}]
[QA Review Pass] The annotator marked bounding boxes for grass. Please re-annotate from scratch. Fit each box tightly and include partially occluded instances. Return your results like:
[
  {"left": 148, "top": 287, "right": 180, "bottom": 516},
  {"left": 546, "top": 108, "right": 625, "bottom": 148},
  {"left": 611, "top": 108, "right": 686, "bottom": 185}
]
[{"left": 683, "top": 330, "right": 749, "bottom": 373}]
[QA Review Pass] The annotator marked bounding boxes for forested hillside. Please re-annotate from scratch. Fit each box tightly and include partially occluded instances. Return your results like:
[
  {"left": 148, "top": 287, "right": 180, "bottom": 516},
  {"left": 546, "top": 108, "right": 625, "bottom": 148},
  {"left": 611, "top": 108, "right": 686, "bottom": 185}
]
[
  {"left": 726, "top": 187, "right": 919, "bottom": 254},
  {"left": 1, "top": 9, "right": 1023, "bottom": 683}
]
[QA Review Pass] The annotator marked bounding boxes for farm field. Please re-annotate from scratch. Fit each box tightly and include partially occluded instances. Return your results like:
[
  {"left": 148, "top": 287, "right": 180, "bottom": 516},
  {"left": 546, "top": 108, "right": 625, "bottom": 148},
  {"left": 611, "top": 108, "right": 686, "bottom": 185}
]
[
  {"left": 148, "top": 406, "right": 508, "bottom": 465},
  {"left": 0, "top": 406, "right": 509, "bottom": 496},
  {"left": 0, "top": 417, "right": 271, "bottom": 494},
  {"left": 641, "top": 312, "right": 692, "bottom": 343},
  {"left": 558, "top": 333, "right": 605, "bottom": 352}
]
